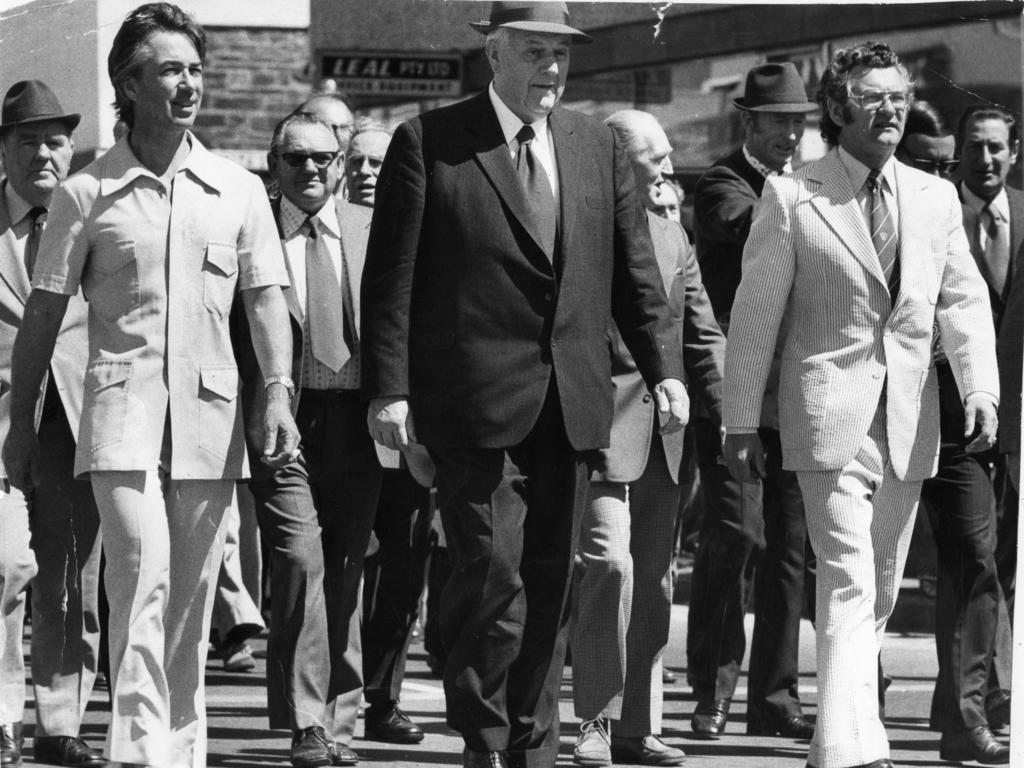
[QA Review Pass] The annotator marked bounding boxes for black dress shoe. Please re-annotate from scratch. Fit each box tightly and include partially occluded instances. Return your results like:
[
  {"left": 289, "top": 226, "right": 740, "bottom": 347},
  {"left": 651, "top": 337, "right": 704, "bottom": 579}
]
[
  {"left": 691, "top": 698, "right": 730, "bottom": 738},
  {"left": 33, "top": 737, "right": 107, "bottom": 766},
  {"left": 1, "top": 723, "right": 23, "bottom": 766},
  {"left": 291, "top": 726, "right": 334, "bottom": 768},
  {"left": 364, "top": 703, "right": 424, "bottom": 744},
  {"left": 462, "top": 748, "right": 508, "bottom": 768},
  {"left": 747, "top": 707, "right": 815, "bottom": 740},
  {"left": 940, "top": 725, "right": 1009, "bottom": 764},
  {"left": 986, "top": 690, "right": 1011, "bottom": 731},
  {"left": 331, "top": 742, "right": 359, "bottom": 766}
]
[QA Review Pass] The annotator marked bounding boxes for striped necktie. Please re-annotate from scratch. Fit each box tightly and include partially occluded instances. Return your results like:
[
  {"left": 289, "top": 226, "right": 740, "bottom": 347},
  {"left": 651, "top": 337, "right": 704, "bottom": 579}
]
[{"left": 866, "top": 169, "right": 899, "bottom": 302}]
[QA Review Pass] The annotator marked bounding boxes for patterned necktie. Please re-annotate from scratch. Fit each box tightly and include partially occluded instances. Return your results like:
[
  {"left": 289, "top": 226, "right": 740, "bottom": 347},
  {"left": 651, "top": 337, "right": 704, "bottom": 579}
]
[
  {"left": 866, "top": 169, "right": 899, "bottom": 301},
  {"left": 303, "top": 217, "right": 350, "bottom": 372},
  {"left": 980, "top": 202, "right": 1009, "bottom": 295},
  {"left": 24, "top": 206, "right": 46, "bottom": 280},
  {"left": 513, "top": 125, "right": 557, "bottom": 257}
]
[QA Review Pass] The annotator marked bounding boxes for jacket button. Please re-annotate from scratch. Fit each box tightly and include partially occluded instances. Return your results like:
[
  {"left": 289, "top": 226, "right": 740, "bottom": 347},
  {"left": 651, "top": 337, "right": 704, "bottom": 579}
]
[
  {"left": 544, "top": 293, "right": 553, "bottom": 301},
  {"left": 643, "top": 394, "right": 652, "bottom": 403}
]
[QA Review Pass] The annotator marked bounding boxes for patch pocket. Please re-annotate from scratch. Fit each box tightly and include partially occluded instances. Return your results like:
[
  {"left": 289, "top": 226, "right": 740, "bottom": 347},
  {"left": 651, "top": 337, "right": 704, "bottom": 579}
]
[
  {"left": 198, "top": 364, "right": 240, "bottom": 460},
  {"left": 83, "top": 360, "right": 132, "bottom": 452},
  {"left": 203, "top": 243, "right": 239, "bottom": 319},
  {"left": 86, "top": 240, "right": 140, "bottom": 321}
]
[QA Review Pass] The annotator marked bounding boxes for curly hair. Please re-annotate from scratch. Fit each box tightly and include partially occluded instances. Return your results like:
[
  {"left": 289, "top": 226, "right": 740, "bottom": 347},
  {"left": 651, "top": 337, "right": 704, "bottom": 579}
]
[
  {"left": 816, "top": 41, "right": 908, "bottom": 147},
  {"left": 108, "top": 3, "right": 206, "bottom": 129}
]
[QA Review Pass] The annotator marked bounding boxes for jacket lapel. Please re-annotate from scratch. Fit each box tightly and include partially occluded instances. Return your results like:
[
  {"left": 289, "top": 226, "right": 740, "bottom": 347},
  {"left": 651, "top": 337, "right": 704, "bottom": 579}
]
[
  {"left": 890, "top": 161, "right": 927, "bottom": 317},
  {"left": 808, "top": 151, "right": 887, "bottom": 291},
  {"left": 550, "top": 107, "right": 576, "bottom": 259},
  {"left": 336, "top": 199, "right": 368, "bottom": 332},
  {"left": 0, "top": 183, "right": 32, "bottom": 305}
]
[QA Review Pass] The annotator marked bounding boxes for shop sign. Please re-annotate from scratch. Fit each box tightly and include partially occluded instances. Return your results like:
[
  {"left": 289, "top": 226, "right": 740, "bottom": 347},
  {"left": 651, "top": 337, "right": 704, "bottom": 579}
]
[{"left": 319, "top": 51, "right": 463, "bottom": 97}]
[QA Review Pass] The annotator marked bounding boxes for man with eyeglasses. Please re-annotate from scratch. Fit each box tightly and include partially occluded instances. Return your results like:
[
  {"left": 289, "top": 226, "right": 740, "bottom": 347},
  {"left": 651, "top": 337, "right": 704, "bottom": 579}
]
[
  {"left": 234, "top": 112, "right": 380, "bottom": 767},
  {"left": 723, "top": 42, "right": 1000, "bottom": 768},
  {"left": 897, "top": 100, "right": 1013, "bottom": 764}
]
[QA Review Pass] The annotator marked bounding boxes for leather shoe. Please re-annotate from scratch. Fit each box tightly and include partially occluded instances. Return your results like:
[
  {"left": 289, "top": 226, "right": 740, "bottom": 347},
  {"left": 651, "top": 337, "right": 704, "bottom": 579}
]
[
  {"left": 331, "top": 742, "right": 358, "bottom": 766},
  {"left": 691, "top": 698, "right": 730, "bottom": 738},
  {"left": 986, "top": 690, "right": 1011, "bottom": 731},
  {"left": 609, "top": 734, "right": 685, "bottom": 766},
  {"left": 462, "top": 749, "right": 508, "bottom": 768},
  {"left": 291, "top": 726, "right": 334, "bottom": 768},
  {"left": 33, "top": 737, "right": 107, "bottom": 766},
  {"left": 1, "top": 723, "right": 22, "bottom": 766},
  {"left": 940, "top": 725, "right": 1009, "bottom": 764},
  {"left": 746, "top": 707, "right": 815, "bottom": 740},
  {"left": 364, "top": 703, "right": 424, "bottom": 744}
]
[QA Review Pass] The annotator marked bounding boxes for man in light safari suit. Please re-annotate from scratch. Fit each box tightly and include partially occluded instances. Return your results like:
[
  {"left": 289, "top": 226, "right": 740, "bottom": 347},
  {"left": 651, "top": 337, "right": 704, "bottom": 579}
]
[{"left": 722, "top": 43, "right": 1000, "bottom": 768}]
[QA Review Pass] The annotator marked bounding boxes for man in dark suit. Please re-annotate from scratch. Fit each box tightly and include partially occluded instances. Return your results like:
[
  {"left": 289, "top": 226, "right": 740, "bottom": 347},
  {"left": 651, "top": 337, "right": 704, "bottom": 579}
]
[
  {"left": 236, "top": 112, "right": 381, "bottom": 768},
  {"left": 686, "top": 62, "right": 817, "bottom": 740},
  {"left": 568, "top": 109, "right": 724, "bottom": 768},
  {"left": 360, "top": 4, "right": 687, "bottom": 768}
]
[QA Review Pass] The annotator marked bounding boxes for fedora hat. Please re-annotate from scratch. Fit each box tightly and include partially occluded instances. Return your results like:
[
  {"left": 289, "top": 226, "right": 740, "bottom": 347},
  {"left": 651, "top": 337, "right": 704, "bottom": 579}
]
[
  {"left": 1, "top": 80, "right": 80, "bottom": 133},
  {"left": 470, "top": 2, "right": 592, "bottom": 44},
  {"left": 732, "top": 63, "right": 817, "bottom": 113}
]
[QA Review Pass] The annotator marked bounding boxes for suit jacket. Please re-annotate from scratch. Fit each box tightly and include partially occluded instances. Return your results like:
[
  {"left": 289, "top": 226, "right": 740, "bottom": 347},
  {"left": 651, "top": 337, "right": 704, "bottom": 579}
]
[
  {"left": 235, "top": 197, "right": 373, "bottom": 480},
  {"left": 723, "top": 149, "right": 1000, "bottom": 481},
  {"left": 597, "top": 212, "right": 724, "bottom": 484},
  {"left": 361, "top": 91, "right": 683, "bottom": 451},
  {"left": 0, "top": 180, "right": 89, "bottom": 481}
]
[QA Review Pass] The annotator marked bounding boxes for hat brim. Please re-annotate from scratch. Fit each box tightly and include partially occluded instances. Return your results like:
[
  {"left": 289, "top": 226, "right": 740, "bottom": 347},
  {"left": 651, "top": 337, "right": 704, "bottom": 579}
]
[
  {"left": 1, "top": 112, "right": 81, "bottom": 132},
  {"left": 470, "top": 20, "right": 592, "bottom": 43},
  {"left": 732, "top": 98, "right": 817, "bottom": 113}
]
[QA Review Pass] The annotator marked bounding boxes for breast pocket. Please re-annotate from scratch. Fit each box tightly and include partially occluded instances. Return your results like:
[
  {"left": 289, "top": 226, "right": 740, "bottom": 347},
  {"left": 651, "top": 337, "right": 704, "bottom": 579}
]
[
  {"left": 86, "top": 240, "right": 140, "bottom": 321},
  {"left": 82, "top": 360, "right": 132, "bottom": 452},
  {"left": 203, "top": 243, "right": 239, "bottom": 320}
]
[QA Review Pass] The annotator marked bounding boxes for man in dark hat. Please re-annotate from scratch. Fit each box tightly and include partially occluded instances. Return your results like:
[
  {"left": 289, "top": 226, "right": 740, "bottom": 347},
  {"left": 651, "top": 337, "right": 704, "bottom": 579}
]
[
  {"left": 0, "top": 80, "right": 107, "bottom": 767},
  {"left": 686, "top": 61, "right": 817, "bottom": 741},
  {"left": 361, "top": 3, "right": 688, "bottom": 768}
]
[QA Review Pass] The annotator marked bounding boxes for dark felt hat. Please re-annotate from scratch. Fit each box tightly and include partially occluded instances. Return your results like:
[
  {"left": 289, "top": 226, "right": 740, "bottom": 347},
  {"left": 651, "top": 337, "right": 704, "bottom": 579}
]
[
  {"left": 1, "top": 80, "right": 80, "bottom": 132},
  {"left": 732, "top": 63, "right": 817, "bottom": 113},
  {"left": 470, "top": 2, "right": 592, "bottom": 44}
]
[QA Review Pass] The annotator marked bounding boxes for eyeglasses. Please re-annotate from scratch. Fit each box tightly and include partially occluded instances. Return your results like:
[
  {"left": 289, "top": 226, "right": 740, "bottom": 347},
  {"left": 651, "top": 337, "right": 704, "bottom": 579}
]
[
  {"left": 275, "top": 151, "right": 339, "bottom": 168},
  {"left": 907, "top": 157, "right": 959, "bottom": 176},
  {"left": 848, "top": 90, "right": 911, "bottom": 111}
]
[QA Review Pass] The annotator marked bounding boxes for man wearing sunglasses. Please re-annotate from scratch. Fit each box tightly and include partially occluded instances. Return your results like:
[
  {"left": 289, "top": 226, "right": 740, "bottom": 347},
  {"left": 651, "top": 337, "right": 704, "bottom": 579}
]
[
  {"left": 235, "top": 112, "right": 380, "bottom": 767},
  {"left": 723, "top": 42, "right": 1001, "bottom": 768}
]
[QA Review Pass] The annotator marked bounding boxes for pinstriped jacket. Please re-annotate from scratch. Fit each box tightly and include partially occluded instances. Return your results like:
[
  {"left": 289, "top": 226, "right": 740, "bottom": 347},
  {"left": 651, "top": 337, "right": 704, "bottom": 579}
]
[{"left": 723, "top": 149, "right": 999, "bottom": 481}]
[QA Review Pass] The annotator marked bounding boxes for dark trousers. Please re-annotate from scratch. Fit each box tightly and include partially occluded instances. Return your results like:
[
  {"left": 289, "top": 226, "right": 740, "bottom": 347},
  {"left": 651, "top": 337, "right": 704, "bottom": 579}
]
[
  {"left": 250, "top": 390, "right": 381, "bottom": 739},
  {"left": 362, "top": 466, "right": 432, "bottom": 707},
  {"left": 428, "top": 386, "right": 590, "bottom": 768},
  {"left": 687, "top": 420, "right": 807, "bottom": 718}
]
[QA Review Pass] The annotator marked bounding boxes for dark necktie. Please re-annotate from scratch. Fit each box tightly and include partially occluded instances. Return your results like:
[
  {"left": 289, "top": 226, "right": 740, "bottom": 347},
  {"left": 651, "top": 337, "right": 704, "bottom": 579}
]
[
  {"left": 303, "top": 217, "right": 350, "bottom": 372},
  {"left": 980, "top": 202, "right": 1009, "bottom": 295},
  {"left": 24, "top": 206, "right": 46, "bottom": 280},
  {"left": 866, "top": 170, "right": 899, "bottom": 302},
  {"left": 513, "top": 125, "right": 557, "bottom": 257}
]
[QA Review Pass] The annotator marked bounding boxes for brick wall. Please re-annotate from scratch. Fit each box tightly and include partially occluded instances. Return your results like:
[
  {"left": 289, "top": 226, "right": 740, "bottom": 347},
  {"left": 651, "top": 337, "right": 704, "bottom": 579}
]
[{"left": 195, "top": 26, "right": 311, "bottom": 153}]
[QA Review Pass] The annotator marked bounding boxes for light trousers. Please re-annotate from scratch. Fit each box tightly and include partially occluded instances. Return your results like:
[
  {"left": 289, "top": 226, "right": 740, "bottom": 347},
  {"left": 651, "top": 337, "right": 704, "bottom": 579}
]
[
  {"left": 91, "top": 471, "right": 232, "bottom": 768},
  {"left": 797, "top": 412, "right": 921, "bottom": 768}
]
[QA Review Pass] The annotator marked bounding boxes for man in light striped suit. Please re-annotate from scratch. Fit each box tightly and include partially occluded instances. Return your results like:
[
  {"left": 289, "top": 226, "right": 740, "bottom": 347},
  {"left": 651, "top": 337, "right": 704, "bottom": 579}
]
[{"left": 722, "top": 42, "right": 1000, "bottom": 768}]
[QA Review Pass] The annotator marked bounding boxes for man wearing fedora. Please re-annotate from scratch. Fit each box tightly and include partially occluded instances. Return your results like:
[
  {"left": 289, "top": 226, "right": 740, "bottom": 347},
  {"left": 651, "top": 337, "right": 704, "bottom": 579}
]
[
  {"left": 361, "top": 3, "right": 687, "bottom": 768},
  {"left": 0, "top": 80, "right": 106, "bottom": 767},
  {"left": 686, "top": 62, "right": 817, "bottom": 740}
]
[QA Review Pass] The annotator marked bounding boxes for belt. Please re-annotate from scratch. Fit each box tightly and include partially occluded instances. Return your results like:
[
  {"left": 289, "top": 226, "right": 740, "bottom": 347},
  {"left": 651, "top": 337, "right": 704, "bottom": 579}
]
[{"left": 300, "top": 388, "right": 361, "bottom": 405}]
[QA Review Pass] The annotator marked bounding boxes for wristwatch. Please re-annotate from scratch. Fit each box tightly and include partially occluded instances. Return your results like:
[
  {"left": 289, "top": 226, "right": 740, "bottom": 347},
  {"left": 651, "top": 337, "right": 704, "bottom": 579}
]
[{"left": 264, "top": 375, "right": 296, "bottom": 399}]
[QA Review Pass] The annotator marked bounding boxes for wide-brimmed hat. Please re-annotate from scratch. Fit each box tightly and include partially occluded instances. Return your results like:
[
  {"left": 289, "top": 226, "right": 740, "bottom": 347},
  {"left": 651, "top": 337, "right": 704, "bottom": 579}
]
[
  {"left": 1, "top": 80, "right": 80, "bottom": 133},
  {"left": 470, "top": 1, "right": 592, "bottom": 44},
  {"left": 732, "top": 63, "right": 817, "bottom": 113}
]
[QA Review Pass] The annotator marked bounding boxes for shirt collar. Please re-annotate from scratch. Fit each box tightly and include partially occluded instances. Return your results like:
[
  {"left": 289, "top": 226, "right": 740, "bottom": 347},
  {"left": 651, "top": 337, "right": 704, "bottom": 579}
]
[
  {"left": 2, "top": 178, "right": 34, "bottom": 226},
  {"left": 838, "top": 145, "right": 897, "bottom": 195},
  {"left": 280, "top": 194, "right": 340, "bottom": 240},
  {"left": 98, "top": 131, "right": 222, "bottom": 196},
  {"left": 742, "top": 145, "right": 789, "bottom": 178},
  {"left": 488, "top": 82, "right": 550, "bottom": 147},
  {"left": 961, "top": 181, "right": 1009, "bottom": 223}
]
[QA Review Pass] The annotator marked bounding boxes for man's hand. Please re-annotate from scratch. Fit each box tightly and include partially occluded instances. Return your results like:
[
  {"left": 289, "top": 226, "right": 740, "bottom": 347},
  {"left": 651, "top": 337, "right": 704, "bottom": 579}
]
[
  {"left": 722, "top": 431, "right": 766, "bottom": 482},
  {"left": 963, "top": 393, "right": 998, "bottom": 454},
  {"left": 260, "top": 387, "right": 301, "bottom": 468},
  {"left": 653, "top": 378, "right": 689, "bottom": 435},
  {"left": 3, "top": 416, "right": 40, "bottom": 492},
  {"left": 368, "top": 396, "right": 416, "bottom": 451}
]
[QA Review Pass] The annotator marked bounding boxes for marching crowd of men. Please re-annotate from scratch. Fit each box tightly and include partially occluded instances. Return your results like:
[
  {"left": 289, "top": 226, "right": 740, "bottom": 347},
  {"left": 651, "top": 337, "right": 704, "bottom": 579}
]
[{"left": 0, "top": 2, "right": 1019, "bottom": 768}]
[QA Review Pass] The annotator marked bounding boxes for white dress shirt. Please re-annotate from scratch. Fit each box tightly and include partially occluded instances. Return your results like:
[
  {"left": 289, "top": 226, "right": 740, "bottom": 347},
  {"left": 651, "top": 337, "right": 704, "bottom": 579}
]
[{"left": 488, "top": 82, "right": 560, "bottom": 202}]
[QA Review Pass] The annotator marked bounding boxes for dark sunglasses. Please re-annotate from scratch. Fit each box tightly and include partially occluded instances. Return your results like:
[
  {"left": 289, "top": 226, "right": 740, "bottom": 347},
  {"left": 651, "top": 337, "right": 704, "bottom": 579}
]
[
  {"left": 276, "top": 151, "right": 339, "bottom": 169},
  {"left": 908, "top": 157, "right": 959, "bottom": 176}
]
